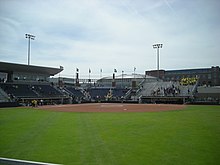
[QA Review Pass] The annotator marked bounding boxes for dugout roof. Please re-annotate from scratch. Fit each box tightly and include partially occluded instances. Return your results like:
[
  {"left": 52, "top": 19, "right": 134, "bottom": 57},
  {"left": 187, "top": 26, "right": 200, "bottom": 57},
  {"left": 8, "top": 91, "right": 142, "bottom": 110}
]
[{"left": 0, "top": 61, "right": 63, "bottom": 76}]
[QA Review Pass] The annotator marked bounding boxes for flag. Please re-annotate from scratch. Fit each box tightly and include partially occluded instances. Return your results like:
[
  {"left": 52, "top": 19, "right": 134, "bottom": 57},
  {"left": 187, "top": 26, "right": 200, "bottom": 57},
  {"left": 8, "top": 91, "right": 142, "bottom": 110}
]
[
  {"left": 100, "top": 69, "right": 102, "bottom": 73},
  {"left": 89, "top": 68, "right": 91, "bottom": 73},
  {"left": 114, "top": 69, "right": 117, "bottom": 73},
  {"left": 76, "top": 68, "right": 79, "bottom": 72},
  {"left": 134, "top": 67, "right": 136, "bottom": 71}
]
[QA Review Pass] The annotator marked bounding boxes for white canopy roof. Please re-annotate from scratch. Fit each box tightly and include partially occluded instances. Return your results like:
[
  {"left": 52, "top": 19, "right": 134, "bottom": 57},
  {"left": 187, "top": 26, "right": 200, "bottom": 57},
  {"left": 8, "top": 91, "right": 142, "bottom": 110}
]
[{"left": 100, "top": 73, "right": 156, "bottom": 80}]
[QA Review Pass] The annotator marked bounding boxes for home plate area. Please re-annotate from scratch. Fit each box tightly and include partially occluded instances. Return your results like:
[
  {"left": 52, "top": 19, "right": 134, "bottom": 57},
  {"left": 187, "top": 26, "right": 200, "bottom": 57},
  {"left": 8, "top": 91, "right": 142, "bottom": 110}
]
[{"left": 38, "top": 103, "right": 186, "bottom": 112}]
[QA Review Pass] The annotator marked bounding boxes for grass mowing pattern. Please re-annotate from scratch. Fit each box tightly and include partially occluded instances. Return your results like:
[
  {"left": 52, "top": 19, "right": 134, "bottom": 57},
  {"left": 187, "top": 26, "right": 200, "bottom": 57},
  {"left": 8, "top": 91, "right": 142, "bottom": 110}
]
[{"left": 0, "top": 105, "right": 220, "bottom": 165}]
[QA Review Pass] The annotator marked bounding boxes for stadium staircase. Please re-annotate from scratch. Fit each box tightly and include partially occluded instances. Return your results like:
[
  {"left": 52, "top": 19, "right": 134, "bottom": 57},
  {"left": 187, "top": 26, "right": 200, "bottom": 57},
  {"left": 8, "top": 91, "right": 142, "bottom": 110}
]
[
  {"left": 124, "top": 78, "right": 147, "bottom": 100},
  {"left": 0, "top": 87, "right": 9, "bottom": 102}
]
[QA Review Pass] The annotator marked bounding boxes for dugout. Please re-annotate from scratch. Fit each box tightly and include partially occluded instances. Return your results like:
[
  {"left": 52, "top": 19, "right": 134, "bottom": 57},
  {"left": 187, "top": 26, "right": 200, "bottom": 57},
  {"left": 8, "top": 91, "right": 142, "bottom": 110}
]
[{"left": 141, "top": 96, "right": 191, "bottom": 104}]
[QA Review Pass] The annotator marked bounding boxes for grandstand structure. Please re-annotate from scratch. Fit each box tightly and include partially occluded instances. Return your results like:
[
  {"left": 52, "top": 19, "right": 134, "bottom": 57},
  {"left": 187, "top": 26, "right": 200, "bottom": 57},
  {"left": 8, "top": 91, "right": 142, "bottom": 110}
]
[
  {"left": 0, "top": 61, "right": 219, "bottom": 106},
  {"left": 135, "top": 80, "right": 197, "bottom": 104},
  {"left": 0, "top": 61, "right": 69, "bottom": 106},
  {"left": 146, "top": 66, "right": 220, "bottom": 86},
  {"left": 97, "top": 73, "right": 156, "bottom": 88}
]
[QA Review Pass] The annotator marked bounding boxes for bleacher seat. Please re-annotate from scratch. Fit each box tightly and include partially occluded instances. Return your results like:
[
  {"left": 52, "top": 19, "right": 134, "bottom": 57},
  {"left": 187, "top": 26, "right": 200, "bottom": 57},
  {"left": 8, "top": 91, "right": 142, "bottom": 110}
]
[
  {"left": 32, "top": 84, "right": 64, "bottom": 97},
  {"left": 112, "top": 88, "right": 129, "bottom": 97},
  {"left": 65, "top": 87, "right": 84, "bottom": 98},
  {"left": 87, "top": 88, "right": 110, "bottom": 100},
  {"left": 138, "top": 81, "right": 196, "bottom": 97},
  {"left": 0, "top": 83, "right": 38, "bottom": 98},
  {"left": 0, "top": 83, "right": 65, "bottom": 99}
]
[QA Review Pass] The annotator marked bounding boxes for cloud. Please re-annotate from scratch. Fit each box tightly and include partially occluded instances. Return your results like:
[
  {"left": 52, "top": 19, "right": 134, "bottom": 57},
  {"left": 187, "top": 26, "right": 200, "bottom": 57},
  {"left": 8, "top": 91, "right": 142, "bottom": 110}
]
[{"left": 0, "top": 0, "right": 219, "bottom": 78}]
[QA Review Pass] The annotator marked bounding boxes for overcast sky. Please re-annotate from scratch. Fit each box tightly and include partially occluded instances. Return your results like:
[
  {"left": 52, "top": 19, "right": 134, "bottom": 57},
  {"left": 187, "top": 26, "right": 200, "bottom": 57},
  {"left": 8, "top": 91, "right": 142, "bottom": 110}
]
[{"left": 0, "top": 0, "right": 219, "bottom": 78}]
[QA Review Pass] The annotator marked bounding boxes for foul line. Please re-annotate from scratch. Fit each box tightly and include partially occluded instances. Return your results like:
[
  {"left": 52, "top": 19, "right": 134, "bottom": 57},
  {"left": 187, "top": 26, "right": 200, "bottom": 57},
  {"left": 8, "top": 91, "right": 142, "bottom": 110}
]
[{"left": 0, "top": 157, "right": 62, "bottom": 165}]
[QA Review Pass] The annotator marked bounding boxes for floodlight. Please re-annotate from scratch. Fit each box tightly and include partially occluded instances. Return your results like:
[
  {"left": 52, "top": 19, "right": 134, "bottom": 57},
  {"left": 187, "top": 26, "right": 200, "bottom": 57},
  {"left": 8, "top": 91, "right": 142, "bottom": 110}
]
[
  {"left": 25, "top": 33, "right": 35, "bottom": 65},
  {"left": 153, "top": 43, "right": 163, "bottom": 79}
]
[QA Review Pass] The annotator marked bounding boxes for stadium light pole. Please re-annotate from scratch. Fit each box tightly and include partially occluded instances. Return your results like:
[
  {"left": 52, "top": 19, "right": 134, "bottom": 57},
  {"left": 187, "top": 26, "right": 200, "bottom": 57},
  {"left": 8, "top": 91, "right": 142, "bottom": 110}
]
[
  {"left": 122, "top": 70, "right": 124, "bottom": 88},
  {"left": 25, "top": 34, "right": 35, "bottom": 65},
  {"left": 153, "top": 43, "right": 163, "bottom": 79}
]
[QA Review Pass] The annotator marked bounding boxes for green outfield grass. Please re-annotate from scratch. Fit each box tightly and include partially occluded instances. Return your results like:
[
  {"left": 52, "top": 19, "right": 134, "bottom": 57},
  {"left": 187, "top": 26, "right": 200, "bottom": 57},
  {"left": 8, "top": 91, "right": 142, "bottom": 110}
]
[{"left": 0, "top": 105, "right": 220, "bottom": 165}]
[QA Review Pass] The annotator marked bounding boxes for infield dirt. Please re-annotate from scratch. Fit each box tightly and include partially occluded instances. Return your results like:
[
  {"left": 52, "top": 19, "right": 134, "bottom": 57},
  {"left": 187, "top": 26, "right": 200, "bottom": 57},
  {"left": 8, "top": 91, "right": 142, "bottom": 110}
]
[{"left": 37, "top": 103, "right": 186, "bottom": 112}]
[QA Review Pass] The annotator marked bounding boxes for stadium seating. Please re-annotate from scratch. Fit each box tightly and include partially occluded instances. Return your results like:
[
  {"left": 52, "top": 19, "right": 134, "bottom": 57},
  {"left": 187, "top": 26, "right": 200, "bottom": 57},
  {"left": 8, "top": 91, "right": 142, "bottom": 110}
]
[
  {"left": 87, "top": 88, "right": 110, "bottom": 100},
  {"left": 0, "top": 83, "right": 65, "bottom": 99},
  {"left": 32, "top": 84, "right": 64, "bottom": 98},
  {"left": 64, "top": 87, "right": 84, "bottom": 98},
  {"left": 84, "top": 88, "right": 129, "bottom": 101},
  {"left": 112, "top": 88, "right": 129, "bottom": 98},
  {"left": 0, "top": 83, "right": 38, "bottom": 98},
  {"left": 137, "top": 81, "right": 196, "bottom": 97}
]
